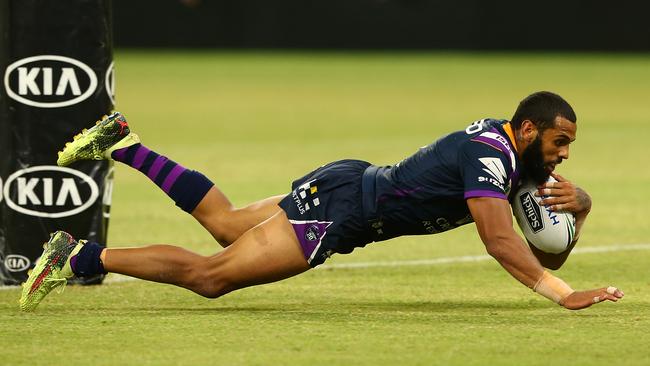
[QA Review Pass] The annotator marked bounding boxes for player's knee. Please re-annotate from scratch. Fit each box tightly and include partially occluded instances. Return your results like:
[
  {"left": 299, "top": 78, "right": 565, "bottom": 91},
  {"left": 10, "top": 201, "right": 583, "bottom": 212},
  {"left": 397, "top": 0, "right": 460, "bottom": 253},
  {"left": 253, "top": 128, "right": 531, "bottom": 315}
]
[
  {"left": 196, "top": 278, "right": 235, "bottom": 299},
  {"left": 186, "top": 261, "right": 236, "bottom": 299}
]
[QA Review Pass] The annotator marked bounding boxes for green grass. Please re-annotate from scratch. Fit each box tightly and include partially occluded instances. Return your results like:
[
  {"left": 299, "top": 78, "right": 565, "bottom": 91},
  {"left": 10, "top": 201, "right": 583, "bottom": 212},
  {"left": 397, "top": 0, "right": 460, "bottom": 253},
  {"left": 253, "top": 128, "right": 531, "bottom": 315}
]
[{"left": 2, "top": 51, "right": 650, "bottom": 365}]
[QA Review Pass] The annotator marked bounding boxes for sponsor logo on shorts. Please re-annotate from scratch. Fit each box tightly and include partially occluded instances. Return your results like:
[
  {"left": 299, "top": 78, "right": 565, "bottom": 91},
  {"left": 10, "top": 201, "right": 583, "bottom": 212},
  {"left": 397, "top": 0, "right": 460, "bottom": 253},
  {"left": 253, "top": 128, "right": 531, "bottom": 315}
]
[
  {"left": 321, "top": 250, "right": 334, "bottom": 261},
  {"left": 291, "top": 179, "right": 320, "bottom": 215},
  {"left": 292, "top": 190, "right": 308, "bottom": 214},
  {"left": 520, "top": 192, "right": 543, "bottom": 233}
]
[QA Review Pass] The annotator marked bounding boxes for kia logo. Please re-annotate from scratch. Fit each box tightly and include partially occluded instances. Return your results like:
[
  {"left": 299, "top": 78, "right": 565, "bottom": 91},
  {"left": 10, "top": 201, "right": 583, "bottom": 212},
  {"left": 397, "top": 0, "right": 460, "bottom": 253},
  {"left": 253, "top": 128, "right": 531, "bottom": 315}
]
[
  {"left": 3, "top": 55, "right": 98, "bottom": 108},
  {"left": 2, "top": 166, "right": 99, "bottom": 218},
  {"left": 105, "top": 61, "right": 115, "bottom": 105},
  {"left": 4, "top": 254, "right": 31, "bottom": 272}
]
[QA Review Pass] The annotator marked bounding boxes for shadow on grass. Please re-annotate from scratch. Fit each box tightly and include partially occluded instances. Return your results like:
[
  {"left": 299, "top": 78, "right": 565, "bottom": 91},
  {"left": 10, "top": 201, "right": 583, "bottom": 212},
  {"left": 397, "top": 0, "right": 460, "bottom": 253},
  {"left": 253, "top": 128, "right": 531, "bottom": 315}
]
[{"left": 81, "top": 299, "right": 546, "bottom": 315}]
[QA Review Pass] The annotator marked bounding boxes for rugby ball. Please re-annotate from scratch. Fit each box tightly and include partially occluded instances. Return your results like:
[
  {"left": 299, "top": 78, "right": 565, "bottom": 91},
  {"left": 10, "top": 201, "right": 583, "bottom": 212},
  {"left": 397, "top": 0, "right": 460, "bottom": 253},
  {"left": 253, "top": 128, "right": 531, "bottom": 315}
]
[{"left": 512, "top": 177, "right": 576, "bottom": 254}]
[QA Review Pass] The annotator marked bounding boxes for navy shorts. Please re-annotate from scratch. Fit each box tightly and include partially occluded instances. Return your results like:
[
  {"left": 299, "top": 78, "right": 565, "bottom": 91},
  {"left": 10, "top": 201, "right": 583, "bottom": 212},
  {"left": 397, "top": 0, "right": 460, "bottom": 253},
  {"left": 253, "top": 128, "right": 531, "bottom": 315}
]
[{"left": 278, "top": 159, "right": 373, "bottom": 267}]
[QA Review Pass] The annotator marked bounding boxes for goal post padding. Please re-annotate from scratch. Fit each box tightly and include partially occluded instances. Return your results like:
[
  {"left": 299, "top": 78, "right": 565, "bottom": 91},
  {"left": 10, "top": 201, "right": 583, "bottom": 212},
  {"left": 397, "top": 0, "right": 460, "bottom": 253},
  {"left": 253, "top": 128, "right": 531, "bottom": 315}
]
[{"left": 0, "top": 0, "right": 114, "bottom": 285}]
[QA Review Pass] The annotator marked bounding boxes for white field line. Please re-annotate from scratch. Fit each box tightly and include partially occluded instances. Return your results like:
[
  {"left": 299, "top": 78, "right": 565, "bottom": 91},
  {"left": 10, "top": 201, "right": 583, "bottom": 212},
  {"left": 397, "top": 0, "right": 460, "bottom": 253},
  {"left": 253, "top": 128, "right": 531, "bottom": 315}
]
[
  {"left": 320, "top": 243, "right": 650, "bottom": 269},
  {"left": 2, "top": 243, "right": 650, "bottom": 290}
]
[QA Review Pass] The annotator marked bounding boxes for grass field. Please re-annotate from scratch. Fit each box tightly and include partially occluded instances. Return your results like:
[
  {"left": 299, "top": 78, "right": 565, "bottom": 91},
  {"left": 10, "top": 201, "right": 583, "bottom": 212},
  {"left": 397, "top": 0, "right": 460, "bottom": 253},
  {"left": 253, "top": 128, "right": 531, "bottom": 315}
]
[{"left": 2, "top": 51, "right": 650, "bottom": 365}]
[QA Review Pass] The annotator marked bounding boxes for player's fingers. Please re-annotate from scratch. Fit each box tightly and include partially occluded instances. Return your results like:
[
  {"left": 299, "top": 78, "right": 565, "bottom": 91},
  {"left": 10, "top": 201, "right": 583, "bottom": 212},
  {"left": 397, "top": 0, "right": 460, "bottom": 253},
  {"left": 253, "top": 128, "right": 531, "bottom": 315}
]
[
  {"left": 603, "top": 294, "right": 620, "bottom": 302},
  {"left": 537, "top": 180, "right": 556, "bottom": 190},
  {"left": 551, "top": 172, "right": 566, "bottom": 182},
  {"left": 593, "top": 287, "right": 624, "bottom": 304},
  {"left": 550, "top": 203, "right": 566, "bottom": 212},
  {"left": 607, "top": 286, "right": 625, "bottom": 298},
  {"left": 539, "top": 197, "right": 573, "bottom": 209},
  {"left": 592, "top": 294, "right": 618, "bottom": 304},
  {"left": 592, "top": 295, "right": 601, "bottom": 304},
  {"left": 535, "top": 187, "right": 561, "bottom": 196}
]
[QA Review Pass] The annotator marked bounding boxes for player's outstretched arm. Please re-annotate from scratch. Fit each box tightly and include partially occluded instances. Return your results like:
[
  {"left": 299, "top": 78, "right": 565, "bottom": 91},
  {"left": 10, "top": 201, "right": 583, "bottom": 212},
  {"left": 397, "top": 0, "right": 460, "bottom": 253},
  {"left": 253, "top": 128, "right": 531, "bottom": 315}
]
[{"left": 467, "top": 196, "right": 622, "bottom": 310}]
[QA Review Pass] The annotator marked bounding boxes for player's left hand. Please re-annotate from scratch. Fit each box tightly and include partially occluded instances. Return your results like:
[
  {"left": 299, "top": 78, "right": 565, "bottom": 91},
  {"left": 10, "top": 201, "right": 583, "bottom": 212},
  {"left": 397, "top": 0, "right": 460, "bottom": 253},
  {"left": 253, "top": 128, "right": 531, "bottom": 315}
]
[
  {"left": 536, "top": 172, "right": 592, "bottom": 214},
  {"left": 561, "top": 286, "right": 625, "bottom": 310}
]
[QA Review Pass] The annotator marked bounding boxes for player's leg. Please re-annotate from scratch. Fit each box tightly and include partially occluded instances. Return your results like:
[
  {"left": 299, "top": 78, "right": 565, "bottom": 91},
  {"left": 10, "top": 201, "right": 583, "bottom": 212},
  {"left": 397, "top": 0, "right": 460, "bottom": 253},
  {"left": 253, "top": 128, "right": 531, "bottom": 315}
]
[
  {"left": 190, "top": 189, "right": 284, "bottom": 247},
  {"left": 20, "top": 211, "right": 310, "bottom": 310},
  {"left": 100, "top": 210, "right": 308, "bottom": 298},
  {"left": 57, "top": 112, "right": 280, "bottom": 247}
]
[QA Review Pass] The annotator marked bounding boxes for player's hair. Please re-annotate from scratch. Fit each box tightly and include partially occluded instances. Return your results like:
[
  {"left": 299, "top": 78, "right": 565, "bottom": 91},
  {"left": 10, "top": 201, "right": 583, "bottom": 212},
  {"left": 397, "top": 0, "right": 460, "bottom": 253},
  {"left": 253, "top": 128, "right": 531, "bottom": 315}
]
[{"left": 510, "top": 91, "right": 577, "bottom": 132}]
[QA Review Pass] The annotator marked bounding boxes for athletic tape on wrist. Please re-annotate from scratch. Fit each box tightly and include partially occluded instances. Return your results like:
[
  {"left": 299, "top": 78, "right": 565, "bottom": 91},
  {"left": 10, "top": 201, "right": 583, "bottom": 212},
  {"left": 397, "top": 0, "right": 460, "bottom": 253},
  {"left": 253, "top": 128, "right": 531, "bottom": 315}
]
[{"left": 533, "top": 271, "right": 574, "bottom": 305}]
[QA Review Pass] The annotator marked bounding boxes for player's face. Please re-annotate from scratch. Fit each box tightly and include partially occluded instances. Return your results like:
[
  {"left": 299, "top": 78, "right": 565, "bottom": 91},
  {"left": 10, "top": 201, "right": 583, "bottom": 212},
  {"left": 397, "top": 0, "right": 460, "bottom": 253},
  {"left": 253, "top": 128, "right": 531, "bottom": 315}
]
[{"left": 522, "top": 117, "right": 576, "bottom": 184}]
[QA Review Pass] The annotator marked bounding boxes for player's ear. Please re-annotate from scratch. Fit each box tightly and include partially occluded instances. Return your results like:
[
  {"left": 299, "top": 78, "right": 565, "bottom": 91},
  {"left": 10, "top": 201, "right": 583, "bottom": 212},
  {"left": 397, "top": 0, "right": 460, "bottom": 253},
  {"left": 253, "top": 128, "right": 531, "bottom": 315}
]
[{"left": 520, "top": 120, "right": 538, "bottom": 143}]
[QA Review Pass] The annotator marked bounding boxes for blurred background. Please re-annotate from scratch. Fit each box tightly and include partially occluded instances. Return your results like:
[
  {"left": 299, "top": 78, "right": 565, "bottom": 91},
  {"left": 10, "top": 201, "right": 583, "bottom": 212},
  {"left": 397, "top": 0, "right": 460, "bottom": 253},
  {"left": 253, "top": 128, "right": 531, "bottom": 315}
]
[{"left": 113, "top": 0, "right": 650, "bottom": 51}]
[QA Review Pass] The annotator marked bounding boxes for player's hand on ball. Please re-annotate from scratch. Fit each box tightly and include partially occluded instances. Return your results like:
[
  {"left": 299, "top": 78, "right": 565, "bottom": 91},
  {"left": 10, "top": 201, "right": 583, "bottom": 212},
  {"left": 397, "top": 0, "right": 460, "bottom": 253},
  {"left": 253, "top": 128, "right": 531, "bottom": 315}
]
[
  {"left": 537, "top": 173, "right": 591, "bottom": 214},
  {"left": 561, "top": 286, "right": 624, "bottom": 310}
]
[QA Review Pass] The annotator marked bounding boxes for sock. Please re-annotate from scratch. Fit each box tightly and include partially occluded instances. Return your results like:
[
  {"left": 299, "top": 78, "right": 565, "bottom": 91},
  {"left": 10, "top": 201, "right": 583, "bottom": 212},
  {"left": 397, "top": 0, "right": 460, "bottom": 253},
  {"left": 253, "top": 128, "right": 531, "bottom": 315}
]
[
  {"left": 111, "top": 144, "right": 214, "bottom": 213},
  {"left": 70, "top": 242, "right": 107, "bottom": 277}
]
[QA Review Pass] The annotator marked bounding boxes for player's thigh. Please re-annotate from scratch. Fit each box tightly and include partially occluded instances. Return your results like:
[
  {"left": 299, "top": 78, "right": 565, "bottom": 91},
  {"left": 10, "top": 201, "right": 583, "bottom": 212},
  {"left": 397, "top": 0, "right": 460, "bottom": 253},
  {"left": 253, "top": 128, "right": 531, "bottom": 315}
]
[
  {"left": 207, "top": 209, "right": 310, "bottom": 289},
  {"left": 233, "top": 194, "right": 285, "bottom": 226},
  {"left": 194, "top": 190, "right": 285, "bottom": 245},
  {"left": 216, "top": 195, "right": 285, "bottom": 244}
]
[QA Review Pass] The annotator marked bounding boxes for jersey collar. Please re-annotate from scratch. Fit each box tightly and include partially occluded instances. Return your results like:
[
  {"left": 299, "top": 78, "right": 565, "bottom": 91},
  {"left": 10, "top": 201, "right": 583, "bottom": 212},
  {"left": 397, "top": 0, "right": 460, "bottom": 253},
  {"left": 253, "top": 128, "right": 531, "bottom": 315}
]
[{"left": 503, "top": 122, "right": 519, "bottom": 153}]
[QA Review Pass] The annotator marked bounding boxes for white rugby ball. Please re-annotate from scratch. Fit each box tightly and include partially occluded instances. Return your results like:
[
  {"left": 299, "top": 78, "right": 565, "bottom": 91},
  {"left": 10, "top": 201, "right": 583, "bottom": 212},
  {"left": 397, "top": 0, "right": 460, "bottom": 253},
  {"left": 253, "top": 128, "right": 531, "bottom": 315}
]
[{"left": 512, "top": 177, "right": 576, "bottom": 254}]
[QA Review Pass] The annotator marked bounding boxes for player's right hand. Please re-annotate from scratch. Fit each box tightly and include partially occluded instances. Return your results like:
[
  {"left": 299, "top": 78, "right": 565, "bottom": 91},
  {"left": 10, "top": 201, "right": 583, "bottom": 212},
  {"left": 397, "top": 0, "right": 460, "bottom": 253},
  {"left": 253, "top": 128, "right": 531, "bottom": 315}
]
[{"left": 561, "top": 286, "right": 624, "bottom": 310}]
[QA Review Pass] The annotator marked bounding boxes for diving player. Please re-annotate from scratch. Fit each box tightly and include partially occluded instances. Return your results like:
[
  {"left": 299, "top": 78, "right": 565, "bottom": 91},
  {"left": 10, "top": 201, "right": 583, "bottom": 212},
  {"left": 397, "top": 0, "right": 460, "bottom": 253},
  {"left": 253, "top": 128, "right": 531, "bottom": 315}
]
[{"left": 19, "top": 91, "right": 624, "bottom": 311}]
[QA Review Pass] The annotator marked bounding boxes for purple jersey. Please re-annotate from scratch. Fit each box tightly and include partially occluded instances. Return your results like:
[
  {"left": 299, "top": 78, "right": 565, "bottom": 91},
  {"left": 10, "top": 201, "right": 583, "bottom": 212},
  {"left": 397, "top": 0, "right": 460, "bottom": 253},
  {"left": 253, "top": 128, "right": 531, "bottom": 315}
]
[{"left": 362, "top": 118, "right": 522, "bottom": 241}]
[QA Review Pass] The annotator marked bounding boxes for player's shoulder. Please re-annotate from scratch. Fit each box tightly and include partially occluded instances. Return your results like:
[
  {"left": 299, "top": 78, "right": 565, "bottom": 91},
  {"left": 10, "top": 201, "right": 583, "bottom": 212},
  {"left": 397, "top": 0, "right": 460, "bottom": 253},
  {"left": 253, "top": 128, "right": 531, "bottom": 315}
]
[
  {"left": 460, "top": 118, "right": 512, "bottom": 151},
  {"left": 458, "top": 118, "right": 517, "bottom": 170}
]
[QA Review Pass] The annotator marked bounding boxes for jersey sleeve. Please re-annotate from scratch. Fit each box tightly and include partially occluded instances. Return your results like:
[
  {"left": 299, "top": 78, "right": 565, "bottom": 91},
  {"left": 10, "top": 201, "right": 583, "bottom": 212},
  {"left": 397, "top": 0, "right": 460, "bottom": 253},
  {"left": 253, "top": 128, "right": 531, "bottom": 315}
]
[{"left": 459, "top": 138, "right": 514, "bottom": 200}]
